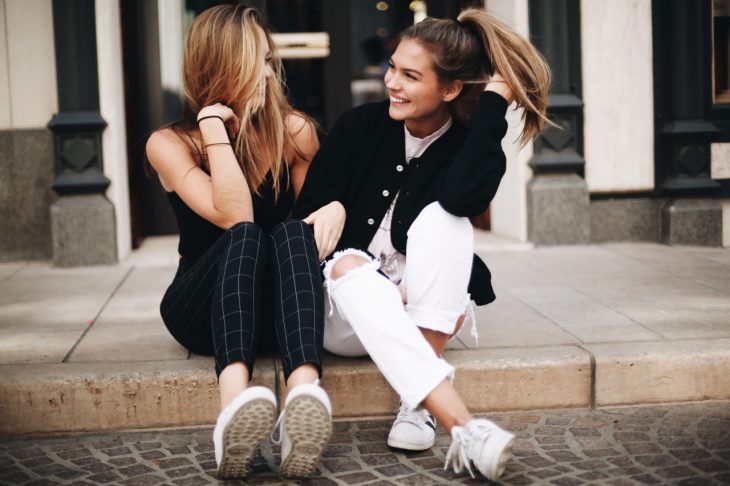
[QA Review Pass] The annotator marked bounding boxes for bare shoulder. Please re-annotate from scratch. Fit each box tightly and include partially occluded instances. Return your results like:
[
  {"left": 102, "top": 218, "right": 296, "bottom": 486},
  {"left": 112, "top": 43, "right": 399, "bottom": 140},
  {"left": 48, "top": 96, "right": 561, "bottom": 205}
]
[
  {"left": 285, "top": 112, "right": 318, "bottom": 159},
  {"left": 146, "top": 128, "right": 189, "bottom": 161},
  {"left": 146, "top": 128, "right": 198, "bottom": 191}
]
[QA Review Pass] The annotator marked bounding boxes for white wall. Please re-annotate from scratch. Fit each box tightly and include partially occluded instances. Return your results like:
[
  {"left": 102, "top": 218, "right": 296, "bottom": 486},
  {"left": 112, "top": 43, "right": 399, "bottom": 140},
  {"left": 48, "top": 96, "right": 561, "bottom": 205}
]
[
  {"left": 0, "top": 0, "right": 57, "bottom": 130},
  {"left": 581, "top": 0, "right": 654, "bottom": 193},
  {"left": 96, "top": 0, "right": 131, "bottom": 261},
  {"left": 485, "top": 0, "right": 533, "bottom": 242},
  {"left": 158, "top": 0, "right": 184, "bottom": 96}
]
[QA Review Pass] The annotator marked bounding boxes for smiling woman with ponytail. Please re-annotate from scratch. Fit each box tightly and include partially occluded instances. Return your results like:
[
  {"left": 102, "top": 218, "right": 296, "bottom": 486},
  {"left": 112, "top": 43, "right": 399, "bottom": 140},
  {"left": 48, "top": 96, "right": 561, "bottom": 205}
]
[{"left": 294, "top": 5, "right": 550, "bottom": 483}]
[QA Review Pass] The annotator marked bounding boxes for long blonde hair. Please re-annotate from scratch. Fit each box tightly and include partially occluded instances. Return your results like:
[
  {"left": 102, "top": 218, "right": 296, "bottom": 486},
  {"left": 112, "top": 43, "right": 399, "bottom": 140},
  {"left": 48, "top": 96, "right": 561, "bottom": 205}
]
[
  {"left": 177, "top": 4, "right": 298, "bottom": 198},
  {"left": 402, "top": 8, "right": 551, "bottom": 146}
]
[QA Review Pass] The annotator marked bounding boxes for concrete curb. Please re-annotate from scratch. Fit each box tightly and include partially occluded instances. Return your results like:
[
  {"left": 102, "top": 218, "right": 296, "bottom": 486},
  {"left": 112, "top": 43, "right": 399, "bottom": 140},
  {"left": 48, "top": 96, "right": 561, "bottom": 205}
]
[{"left": 2, "top": 340, "right": 730, "bottom": 437}]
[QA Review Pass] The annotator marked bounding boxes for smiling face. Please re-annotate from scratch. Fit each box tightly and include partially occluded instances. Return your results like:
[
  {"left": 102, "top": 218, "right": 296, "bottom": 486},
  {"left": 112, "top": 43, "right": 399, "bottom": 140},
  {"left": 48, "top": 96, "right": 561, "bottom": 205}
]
[{"left": 384, "top": 38, "right": 461, "bottom": 138}]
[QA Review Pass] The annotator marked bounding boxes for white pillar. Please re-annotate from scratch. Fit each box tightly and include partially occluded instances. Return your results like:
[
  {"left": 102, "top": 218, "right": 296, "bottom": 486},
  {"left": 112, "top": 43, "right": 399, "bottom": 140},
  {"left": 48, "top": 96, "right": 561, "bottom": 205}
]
[
  {"left": 581, "top": 0, "right": 654, "bottom": 192},
  {"left": 484, "top": 0, "right": 533, "bottom": 242},
  {"left": 158, "top": 0, "right": 184, "bottom": 97},
  {"left": 2, "top": 0, "right": 57, "bottom": 130},
  {"left": 96, "top": 0, "right": 131, "bottom": 261}
]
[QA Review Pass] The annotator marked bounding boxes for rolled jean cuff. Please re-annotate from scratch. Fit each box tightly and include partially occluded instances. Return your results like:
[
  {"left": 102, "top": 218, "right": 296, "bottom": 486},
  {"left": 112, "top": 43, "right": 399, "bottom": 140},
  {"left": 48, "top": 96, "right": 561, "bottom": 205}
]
[
  {"left": 400, "top": 359, "right": 455, "bottom": 410},
  {"left": 405, "top": 294, "right": 472, "bottom": 335}
]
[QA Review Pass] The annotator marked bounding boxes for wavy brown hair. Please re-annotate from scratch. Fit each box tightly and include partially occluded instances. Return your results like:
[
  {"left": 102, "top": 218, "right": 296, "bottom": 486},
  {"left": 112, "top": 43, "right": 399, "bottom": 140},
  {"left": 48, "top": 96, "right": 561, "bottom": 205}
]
[
  {"left": 172, "top": 4, "right": 301, "bottom": 198},
  {"left": 401, "top": 8, "right": 551, "bottom": 146}
]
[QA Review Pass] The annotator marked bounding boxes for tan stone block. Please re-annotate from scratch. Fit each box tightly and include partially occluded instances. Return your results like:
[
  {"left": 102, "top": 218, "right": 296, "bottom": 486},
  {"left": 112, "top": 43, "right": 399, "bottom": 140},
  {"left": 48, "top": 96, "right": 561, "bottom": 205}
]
[
  {"left": 287, "top": 355, "right": 399, "bottom": 418},
  {"left": 0, "top": 359, "right": 276, "bottom": 437},
  {"left": 584, "top": 339, "right": 730, "bottom": 406},
  {"left": 285, "top": 346, "right": 592, "bottom": 418},
  {"left": 445, "top": 346, "right": 592, "bottom": 412}
]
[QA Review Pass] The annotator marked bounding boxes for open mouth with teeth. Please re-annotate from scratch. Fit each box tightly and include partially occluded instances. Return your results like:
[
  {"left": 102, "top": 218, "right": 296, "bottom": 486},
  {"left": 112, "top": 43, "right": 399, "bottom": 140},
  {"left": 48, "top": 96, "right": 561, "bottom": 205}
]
[{"left": 389, "top": 96, "right": 410, "bottom": 104}]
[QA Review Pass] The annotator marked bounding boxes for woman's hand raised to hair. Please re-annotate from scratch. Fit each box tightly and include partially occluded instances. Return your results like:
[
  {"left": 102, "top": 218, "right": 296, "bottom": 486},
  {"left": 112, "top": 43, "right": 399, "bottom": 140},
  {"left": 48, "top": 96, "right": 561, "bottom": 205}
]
[
  {"left": 302, "top": 201, "right": 346, "bottom": 261},
  {"left": 484, "top": 72, "right": 514, "bottom": 105},
  {"left": 197, "top": 103, "right": 240, "bottom": 140}
]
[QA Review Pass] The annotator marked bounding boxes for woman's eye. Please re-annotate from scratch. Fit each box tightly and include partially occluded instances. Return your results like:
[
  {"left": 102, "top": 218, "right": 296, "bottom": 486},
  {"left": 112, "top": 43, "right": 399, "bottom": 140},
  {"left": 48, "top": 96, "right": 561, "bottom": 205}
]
[{"left": 405, "top": 73, "right": 416, "bottom": 80}]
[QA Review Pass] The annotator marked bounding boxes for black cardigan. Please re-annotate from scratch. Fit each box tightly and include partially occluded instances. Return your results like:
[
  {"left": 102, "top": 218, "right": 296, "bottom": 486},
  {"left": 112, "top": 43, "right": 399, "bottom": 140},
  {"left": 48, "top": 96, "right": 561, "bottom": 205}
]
[{"left": 293, "top": 91, "right": 509, "bottom": 305}]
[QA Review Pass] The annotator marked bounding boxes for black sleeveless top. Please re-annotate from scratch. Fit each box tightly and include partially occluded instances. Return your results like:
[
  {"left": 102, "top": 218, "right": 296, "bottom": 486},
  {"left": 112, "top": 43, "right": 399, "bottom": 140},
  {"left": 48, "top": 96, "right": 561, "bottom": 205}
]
[{"left": 168, "top": 168, "right": 294, "bottom": 262}]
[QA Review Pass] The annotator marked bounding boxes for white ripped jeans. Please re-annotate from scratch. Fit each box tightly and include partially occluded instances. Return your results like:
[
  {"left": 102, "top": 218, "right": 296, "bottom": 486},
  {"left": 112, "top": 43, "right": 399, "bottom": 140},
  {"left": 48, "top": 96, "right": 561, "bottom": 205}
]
[{"left": 322, "top": 202, "right": 475, "bottom": 408}]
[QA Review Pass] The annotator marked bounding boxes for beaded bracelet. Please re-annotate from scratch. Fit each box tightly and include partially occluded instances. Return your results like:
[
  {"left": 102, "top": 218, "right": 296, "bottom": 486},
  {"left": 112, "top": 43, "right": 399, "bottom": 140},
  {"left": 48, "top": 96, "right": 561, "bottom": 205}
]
[{"left": 197, "top": 115, "right": 225, "bottom": 124}]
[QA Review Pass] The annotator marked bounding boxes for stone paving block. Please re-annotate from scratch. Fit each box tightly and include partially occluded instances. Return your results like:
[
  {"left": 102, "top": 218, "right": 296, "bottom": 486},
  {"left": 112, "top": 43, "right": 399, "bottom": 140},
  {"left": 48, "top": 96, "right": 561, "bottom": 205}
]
[
  {"left": 456, "top": 284, "right": 579, "bottom": 349},
  {"left": 443, "top": 346, "right": 592, "bottom": 412},
  {"left": 0, "top": 262, "right": 24, "bottom": 282},
  {"left": 585, "top": 338, "right": 730, "bottom": 406},
  {"left": 0, "top": 262, "right": 128, "bottom": 333},
  {"left": 506, "top": 284, "right": 662, "bottom": 343},
  {"left": 68, "top": 318, "right": 187, "bottom": 363},
  {"left": 0, "top": 359, "right": 275, "bottom": 436},
  {"left": 97, "top": 266, "right": 176, "bottom": 321},
  {"left": 0, "top": 329, "right": 81, "bottom": 364},
  {"left": 121, "top": 236, "right": 180, "bottom": 268},
  {"left": 506, "top": 244, "right": 661, "bottom": 280},
  {"left": 618, "top": 306, "right": 730, "bottom": 339}
]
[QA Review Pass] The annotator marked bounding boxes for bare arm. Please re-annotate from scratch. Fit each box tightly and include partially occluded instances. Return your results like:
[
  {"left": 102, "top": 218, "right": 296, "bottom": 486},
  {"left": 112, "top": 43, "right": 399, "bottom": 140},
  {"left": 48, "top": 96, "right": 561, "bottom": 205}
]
[
  {"left": 146, "top": 103, "right": 253, "bottom": 229},
  {"left": 285, "top": 112, "right": 320, "bottom": 201}
]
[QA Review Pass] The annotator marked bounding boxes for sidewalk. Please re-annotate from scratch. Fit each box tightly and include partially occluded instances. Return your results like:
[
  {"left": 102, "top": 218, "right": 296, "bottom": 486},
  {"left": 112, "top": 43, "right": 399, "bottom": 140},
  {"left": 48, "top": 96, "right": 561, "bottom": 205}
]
[{"left": 1, "top": 232, "right": 729, "bottom": 437}]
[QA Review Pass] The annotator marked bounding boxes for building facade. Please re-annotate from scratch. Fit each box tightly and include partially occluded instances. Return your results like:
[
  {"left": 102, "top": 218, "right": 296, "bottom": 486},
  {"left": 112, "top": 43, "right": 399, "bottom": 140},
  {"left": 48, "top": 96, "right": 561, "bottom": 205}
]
[{"left": 1, "top": 0, "right": 728, "bottom": 266}]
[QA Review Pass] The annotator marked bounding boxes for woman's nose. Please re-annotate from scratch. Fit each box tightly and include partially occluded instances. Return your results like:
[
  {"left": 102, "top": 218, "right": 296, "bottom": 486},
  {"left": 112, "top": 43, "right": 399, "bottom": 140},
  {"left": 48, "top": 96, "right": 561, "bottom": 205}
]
[{"left": 384, "top": 72, "right": 397, "bottom": 89}]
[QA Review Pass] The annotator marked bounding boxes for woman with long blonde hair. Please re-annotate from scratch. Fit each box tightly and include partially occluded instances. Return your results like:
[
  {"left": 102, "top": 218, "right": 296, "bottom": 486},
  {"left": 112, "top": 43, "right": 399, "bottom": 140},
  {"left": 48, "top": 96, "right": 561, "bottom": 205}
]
[
  {"left": 295, "top": 8, "right": 551, "bottom": 482},
  {"left": 146, "top": 5, "right": 330, "bottom": 480}
]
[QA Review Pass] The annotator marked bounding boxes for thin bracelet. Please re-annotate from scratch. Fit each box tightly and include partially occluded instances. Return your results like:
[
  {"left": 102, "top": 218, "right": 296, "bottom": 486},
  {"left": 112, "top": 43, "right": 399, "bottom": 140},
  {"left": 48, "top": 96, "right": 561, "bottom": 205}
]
[
  {"left": 197, "top": 115, "right": 225, "bottom": 124},
  {"left": 204, "top": 142, "right": 231, "bottom": 148}
]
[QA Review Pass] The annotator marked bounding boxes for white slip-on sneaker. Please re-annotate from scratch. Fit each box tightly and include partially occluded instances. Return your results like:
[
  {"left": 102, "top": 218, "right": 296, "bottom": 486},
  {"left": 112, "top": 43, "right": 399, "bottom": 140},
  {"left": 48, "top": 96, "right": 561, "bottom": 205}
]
[
  {"left": 276, "top": 382, "right": 332, "bottom": 478},
  {"left": 444, "top": 418, "right": 515, "bottom": 481},
  {"left": 387, "top": 401, "right": 436, "bottom": 451},
  {"left": 213, "top": 386, "right": 277, "bottom": 479}
]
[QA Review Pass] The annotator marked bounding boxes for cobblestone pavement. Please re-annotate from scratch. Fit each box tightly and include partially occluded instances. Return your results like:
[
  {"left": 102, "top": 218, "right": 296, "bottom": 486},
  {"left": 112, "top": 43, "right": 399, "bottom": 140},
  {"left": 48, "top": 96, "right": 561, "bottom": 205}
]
[{"left": 1, "top": 402, "right": 729, "bottom": 486}]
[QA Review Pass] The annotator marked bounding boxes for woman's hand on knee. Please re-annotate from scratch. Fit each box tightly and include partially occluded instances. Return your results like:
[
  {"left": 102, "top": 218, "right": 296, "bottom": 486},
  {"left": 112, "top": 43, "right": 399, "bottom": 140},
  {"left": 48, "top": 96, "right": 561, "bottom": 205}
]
[{"left": 303, "top": 201, "right": 346, "bottom": 261}]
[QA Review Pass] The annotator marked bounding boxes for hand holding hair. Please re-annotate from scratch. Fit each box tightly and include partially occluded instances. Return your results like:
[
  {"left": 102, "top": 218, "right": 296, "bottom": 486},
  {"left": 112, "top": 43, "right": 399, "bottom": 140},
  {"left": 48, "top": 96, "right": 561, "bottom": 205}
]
[
  {"left": 197, "top": 103, "right": 240, "bottom": 140},
  {"left": 484, "top": 72, "right": 514, "bottom": 104}
]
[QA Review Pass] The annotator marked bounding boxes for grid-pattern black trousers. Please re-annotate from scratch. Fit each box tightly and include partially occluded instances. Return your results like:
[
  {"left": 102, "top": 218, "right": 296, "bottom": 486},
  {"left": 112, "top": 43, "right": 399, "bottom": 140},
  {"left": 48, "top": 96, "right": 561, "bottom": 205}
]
[{"left": 160, "top": 220, "right": 324, "bottom": 379}]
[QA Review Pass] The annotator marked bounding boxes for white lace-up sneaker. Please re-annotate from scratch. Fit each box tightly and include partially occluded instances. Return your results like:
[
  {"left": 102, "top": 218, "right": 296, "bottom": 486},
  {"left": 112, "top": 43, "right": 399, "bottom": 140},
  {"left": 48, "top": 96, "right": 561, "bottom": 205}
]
[
  {"left": 444, "top": 418, "right": 515, "bottom": 481},
  {"left": 276, "top": 382, "right": 332, "bottom": 478},
  {"left": 213, "top": 386, "right": 277, "bottom": 479},
  {"left": 387, "top": 402, "right": 436, "bottom": 451}
]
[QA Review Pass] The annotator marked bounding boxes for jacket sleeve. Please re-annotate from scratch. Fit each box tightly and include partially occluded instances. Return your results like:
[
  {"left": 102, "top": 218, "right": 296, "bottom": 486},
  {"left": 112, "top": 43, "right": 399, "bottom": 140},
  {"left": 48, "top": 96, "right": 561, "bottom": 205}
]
[
  {"left": 292, "top": 111, "right": 355, "bottom": 219},
  {"left": 437, "top": 91, "right": 509, "bottom": 217}
]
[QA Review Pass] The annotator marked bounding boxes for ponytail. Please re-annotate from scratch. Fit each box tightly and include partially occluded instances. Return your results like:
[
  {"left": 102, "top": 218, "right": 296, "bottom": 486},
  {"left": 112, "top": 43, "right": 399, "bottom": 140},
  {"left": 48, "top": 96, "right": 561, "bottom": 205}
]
[
  {"left": 402, "top": 8, "right": 552, "bottom": 147},
  {"left": 457, "top": 8, "right": 551, "bottom": 146}
]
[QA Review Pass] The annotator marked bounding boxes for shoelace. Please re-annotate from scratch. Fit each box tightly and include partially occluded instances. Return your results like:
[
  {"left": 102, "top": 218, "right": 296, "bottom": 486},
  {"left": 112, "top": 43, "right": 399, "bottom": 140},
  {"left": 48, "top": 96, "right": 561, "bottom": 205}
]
[
  {"left": 271, "top": 411, "right": 285, "bottom": 445},
  {"left": 394, "top": 404, "right": 425, "bottom": 427},
  {"left": 444, "top": 422, "right": 496, "bottom": 479}
]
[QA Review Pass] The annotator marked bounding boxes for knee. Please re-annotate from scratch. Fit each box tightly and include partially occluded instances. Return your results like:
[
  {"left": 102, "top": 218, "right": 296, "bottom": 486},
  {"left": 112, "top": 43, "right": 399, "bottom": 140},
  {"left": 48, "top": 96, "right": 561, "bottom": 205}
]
[
  {"left": 270, "top": 219, "right": 312, "bottom": 243},
  {"left": 228, "top": 221, "right": 264, "bottom": 242},
  {"left": 329, "top": 254, "right": 371, "bottom": 281},
  {"left": 408, "top": 202, "right": 472, "bottom": 241}
]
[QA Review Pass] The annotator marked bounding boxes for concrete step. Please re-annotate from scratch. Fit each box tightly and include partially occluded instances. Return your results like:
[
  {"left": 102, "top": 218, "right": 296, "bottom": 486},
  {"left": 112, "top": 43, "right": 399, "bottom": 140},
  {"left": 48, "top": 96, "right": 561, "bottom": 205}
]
[{"left": 2, "top": 339, "right": 730, "bottom": 437}]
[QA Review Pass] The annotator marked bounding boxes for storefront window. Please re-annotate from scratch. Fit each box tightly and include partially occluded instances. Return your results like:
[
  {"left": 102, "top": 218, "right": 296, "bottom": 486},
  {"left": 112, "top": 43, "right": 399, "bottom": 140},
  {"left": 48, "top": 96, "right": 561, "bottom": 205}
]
[{"left": 714, "top": 0, "right": 730, "bottom": 103}]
